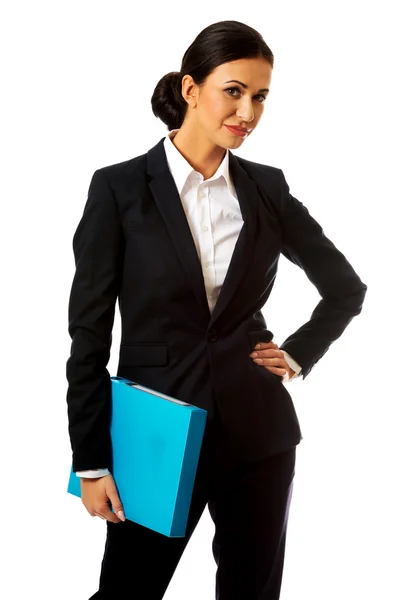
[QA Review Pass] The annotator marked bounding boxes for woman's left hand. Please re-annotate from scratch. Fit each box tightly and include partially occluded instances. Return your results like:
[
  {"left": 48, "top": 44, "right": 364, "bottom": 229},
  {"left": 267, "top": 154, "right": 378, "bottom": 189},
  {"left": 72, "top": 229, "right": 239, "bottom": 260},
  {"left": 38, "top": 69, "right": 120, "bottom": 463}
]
[{"left": 249, "top": 341, "right": 296, "bottom": 380}]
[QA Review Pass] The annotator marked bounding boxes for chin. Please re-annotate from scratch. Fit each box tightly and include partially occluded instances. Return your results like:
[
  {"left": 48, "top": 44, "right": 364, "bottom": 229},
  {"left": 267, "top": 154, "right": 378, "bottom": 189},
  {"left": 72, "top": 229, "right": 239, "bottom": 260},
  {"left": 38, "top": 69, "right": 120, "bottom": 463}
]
[
  {"left": 226, "top": 137, "right": 245, "bottom": 148},
  {"left": 219, "top": 131, "right": 245, "bottom": 146}
]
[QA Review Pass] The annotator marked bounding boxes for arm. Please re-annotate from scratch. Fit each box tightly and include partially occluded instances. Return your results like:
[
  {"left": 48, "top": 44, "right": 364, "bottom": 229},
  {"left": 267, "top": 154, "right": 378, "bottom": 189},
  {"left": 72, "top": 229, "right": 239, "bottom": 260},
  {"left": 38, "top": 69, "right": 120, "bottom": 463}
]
[
  {"left": 277, "top": 169, "right": 367, "bottom": 379},
  {"left": 66, "top": 168, "right": 124, "bottom": 472}
]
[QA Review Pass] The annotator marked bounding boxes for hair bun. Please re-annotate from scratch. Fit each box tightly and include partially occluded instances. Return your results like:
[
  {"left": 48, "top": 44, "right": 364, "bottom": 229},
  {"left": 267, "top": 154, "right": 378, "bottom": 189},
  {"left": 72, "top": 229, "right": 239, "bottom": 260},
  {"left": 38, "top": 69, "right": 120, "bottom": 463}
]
[{"left": 151, "top": 71, "right": 186, "bottom": 131}]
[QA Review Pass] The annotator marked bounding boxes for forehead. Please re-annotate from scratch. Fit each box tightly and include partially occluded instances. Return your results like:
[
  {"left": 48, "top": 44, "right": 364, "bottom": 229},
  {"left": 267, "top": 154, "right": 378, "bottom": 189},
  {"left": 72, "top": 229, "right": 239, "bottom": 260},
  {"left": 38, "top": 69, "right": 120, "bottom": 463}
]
[{"left": 208, "top": 58, "right": 273, "bottom": 86}]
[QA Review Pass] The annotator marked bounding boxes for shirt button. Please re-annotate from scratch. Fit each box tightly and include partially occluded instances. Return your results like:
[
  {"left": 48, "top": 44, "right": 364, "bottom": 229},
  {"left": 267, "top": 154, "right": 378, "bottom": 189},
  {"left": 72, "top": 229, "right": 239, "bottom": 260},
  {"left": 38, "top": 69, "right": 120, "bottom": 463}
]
[
  {"left": 207, "top": 329, "right": 218, "bottom": 342},
  {"left": 199, "top": 191, "right": 205, "bottom": 198},
  {"left": 201, "top": 224, "right": 208, "bottom": 231},
  {"left": 204, "top": 261, "right": 210, "bottom": 267}
]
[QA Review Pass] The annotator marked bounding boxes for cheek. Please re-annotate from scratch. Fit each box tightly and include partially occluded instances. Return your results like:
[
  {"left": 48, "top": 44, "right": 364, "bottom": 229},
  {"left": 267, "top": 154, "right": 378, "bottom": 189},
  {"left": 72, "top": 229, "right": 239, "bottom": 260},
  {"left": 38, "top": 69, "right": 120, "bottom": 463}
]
[{"left": 203, "top": 94, "right": 230, "bottom": 121}]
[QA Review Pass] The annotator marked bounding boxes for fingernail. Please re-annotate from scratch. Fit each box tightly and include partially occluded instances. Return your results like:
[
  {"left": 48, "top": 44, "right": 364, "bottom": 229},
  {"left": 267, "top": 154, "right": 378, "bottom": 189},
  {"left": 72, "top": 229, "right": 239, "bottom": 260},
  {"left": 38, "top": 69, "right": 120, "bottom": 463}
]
[
  {"left": 117, "top": 510, "right": 126, "bottom": 522},
  {"left": 254, "top": 358, "right": 263, "bottom": 364},
  {"left": 255, "top": 344, "right": 261, "bottom": 349}
]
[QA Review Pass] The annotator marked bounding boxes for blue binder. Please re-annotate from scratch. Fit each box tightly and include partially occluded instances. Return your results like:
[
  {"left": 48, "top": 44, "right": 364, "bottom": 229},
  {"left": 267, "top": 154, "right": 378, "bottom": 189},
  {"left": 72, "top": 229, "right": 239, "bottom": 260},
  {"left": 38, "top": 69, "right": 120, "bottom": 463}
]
[{"left": 67, "top": 376, "right": 207, "bottom": 537}]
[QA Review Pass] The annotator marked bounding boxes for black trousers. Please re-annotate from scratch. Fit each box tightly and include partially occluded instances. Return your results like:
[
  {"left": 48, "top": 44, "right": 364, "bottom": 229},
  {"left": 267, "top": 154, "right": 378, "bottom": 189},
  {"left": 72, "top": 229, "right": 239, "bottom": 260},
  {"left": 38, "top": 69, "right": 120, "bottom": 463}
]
[{"left": 89, "top": 402, "right": 296, "bottom": 600}]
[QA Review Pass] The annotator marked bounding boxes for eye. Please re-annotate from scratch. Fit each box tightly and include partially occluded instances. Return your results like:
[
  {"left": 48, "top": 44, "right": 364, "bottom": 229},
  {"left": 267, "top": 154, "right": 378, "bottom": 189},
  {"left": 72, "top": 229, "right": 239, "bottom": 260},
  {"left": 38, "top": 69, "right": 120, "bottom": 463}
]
[{"left": 224, "top": 86, "right": 266, "bottom": 103}]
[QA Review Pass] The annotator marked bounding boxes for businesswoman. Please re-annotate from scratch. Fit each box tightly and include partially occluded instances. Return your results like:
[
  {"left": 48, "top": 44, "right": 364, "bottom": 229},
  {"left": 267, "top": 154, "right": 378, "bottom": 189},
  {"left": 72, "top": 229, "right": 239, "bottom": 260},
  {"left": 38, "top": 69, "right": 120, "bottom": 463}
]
[{"left": 66, "top": 20, "right": 367, "bottom": 600}]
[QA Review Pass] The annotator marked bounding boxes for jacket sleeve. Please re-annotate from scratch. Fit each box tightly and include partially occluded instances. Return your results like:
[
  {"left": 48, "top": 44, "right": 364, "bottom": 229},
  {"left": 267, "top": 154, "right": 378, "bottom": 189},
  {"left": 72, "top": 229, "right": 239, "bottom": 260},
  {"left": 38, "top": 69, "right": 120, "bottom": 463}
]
[
  {"left": 66, "top": 168, "right": 124, "bottom": 472},
  {"left": 277, "top": 169, "right": 367, "bottom": 379}
]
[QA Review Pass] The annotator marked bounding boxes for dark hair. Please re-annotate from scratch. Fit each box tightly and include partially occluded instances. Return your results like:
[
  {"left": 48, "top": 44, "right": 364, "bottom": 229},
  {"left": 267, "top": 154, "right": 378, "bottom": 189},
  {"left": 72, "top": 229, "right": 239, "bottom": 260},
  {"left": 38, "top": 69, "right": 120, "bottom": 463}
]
[{"left": 151, "top": 20, "right": 274, "bottom": 131}]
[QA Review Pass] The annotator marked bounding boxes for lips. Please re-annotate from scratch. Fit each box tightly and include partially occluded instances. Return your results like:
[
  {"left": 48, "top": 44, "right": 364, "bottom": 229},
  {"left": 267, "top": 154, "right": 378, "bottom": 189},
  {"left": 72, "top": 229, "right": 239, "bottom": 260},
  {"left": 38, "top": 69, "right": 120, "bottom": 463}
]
[
  {"left": 226, "top": 125, "right": 249, "bottom": 133},
  {"left": 224, "top": 125, "right": 250, "bottom": 138}
]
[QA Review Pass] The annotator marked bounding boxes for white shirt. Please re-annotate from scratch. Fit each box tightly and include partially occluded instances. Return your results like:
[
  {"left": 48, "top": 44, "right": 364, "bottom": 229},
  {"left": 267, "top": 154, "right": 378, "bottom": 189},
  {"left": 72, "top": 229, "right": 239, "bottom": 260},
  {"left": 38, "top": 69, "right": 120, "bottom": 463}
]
[{"left": 76, "top": 130, "right": 302, "bottom": 478}]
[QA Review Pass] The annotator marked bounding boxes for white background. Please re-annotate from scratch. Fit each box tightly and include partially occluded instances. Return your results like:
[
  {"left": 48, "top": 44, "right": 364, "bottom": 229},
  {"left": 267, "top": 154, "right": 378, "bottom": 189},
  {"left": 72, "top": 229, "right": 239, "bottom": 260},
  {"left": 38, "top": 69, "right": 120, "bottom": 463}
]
[{"left": 2, "top": 1, "right": 399, "bottom": 598}]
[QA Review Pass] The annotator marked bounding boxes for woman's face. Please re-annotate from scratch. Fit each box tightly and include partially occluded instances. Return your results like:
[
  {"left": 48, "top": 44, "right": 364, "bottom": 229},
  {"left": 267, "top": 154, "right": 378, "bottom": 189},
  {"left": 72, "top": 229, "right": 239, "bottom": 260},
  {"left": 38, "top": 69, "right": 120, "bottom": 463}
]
[{"left": 181, "top": 56, "right": 273, "bottom": 149}]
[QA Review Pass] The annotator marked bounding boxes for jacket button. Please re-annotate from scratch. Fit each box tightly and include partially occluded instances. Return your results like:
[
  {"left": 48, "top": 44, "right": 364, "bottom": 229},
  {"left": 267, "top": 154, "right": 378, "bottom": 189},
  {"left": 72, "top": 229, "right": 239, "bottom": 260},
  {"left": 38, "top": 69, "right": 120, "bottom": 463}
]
[{"left": 207, "top": 329, "right": 218, "bottom": 342}]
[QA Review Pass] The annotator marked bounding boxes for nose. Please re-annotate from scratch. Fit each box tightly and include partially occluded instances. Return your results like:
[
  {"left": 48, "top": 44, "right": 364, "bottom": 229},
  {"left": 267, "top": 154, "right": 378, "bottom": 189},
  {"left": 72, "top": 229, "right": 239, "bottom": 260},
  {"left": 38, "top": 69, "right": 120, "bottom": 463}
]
[{"left": 236, "top": 98, "right": 255, "bottom": 124}]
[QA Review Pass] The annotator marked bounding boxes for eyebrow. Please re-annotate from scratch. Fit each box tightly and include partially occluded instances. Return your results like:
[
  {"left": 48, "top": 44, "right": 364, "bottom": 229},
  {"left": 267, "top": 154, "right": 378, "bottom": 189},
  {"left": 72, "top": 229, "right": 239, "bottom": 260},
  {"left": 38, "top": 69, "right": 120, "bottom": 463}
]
[{"left": 223, "top": 80, "right": 270, "bottom": 93}]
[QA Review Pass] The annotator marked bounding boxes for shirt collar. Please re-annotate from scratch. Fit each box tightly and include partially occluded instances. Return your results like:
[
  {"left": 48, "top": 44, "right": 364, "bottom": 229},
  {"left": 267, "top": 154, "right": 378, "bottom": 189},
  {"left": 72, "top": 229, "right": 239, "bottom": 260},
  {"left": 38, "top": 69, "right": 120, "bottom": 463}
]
[{"left": 163, "top": 129, "right": 237, "bottom": 198}]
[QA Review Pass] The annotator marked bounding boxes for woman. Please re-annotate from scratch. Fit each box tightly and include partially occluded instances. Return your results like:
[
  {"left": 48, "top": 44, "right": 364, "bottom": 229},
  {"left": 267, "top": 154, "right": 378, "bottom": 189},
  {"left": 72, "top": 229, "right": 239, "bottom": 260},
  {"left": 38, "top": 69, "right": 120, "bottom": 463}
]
[{"left": 66, "top": 20, "right": 367, "bottom": 600}]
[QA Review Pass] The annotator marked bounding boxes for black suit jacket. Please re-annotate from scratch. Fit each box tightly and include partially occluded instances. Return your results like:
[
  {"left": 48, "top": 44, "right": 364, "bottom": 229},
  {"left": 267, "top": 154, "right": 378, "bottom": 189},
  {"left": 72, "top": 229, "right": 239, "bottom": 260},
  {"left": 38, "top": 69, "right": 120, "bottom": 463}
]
[{"left": 66, "top": 137, "right": 367, "bottom": 472}]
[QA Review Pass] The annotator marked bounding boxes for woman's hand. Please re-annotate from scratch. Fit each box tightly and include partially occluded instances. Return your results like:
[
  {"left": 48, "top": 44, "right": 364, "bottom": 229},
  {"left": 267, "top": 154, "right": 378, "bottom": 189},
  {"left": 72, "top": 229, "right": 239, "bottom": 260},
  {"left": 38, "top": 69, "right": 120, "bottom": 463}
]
[
  {"left": 80, "top": 473, "right": 126, "bottom": 523},
  {"left": 249, "top": 341, "right": 296, "bottom": 380}
]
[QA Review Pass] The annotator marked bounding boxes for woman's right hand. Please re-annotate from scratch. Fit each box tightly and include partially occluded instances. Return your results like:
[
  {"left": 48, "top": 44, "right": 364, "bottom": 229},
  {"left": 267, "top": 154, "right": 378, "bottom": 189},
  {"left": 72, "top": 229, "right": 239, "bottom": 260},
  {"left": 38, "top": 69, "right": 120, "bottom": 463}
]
[{"left": 80, "top": 474, "right": 126, "bottom": 523}]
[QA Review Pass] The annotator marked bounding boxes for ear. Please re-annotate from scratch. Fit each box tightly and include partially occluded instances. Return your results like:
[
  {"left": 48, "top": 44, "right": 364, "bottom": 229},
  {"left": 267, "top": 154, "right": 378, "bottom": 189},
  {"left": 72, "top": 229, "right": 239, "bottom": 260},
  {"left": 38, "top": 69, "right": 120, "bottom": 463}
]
[{"left": 181, "top": 74, "right": 198, "bottom": 108}]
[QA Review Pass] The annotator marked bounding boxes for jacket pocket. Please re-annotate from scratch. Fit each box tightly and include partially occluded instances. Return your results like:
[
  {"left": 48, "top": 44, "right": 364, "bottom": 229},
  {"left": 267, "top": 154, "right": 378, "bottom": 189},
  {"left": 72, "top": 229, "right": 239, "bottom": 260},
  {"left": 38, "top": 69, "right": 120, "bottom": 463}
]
[{"left": 118, "top": 343, "right": 169, "bottom": 367}]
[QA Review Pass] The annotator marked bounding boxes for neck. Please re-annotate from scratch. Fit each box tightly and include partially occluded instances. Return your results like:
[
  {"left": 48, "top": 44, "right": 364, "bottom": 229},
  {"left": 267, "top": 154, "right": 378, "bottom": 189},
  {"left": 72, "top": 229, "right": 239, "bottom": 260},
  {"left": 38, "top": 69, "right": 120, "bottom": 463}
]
[{"left": 170, "top": 123, "right": 226, "bottom": 180}]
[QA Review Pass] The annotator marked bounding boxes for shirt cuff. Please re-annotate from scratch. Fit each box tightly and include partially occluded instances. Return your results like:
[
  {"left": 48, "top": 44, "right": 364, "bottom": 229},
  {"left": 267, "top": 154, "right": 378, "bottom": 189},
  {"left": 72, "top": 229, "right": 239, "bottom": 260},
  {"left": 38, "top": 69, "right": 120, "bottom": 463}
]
[
  {"left": 280, "top": 350, "right": 302, "bottom": 382},
  {"left": 75, "top": 468, "right": 110, "bottom": 478}
]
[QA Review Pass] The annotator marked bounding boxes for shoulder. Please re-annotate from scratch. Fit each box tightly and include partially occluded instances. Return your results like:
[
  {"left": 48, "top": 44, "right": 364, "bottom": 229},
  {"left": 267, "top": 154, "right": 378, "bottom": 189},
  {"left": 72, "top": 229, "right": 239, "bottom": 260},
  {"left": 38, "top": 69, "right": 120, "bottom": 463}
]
[
  {"left": 92, "top": 153, "right": 147, "bottom": 188},
  {"left": 233, "top": 154, "right": 285, "bottom": 193},
  {"left": 235, "top": 154, "right": 281, "bottom": 176}
]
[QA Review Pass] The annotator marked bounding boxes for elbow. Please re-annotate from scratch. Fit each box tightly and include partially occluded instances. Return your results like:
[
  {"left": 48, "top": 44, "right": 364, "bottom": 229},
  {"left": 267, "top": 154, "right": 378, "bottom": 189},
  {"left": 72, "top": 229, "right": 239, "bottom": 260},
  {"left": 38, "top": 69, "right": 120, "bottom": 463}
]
[{"left": 343, "top": 282, "right": 368, "bottom": 316}]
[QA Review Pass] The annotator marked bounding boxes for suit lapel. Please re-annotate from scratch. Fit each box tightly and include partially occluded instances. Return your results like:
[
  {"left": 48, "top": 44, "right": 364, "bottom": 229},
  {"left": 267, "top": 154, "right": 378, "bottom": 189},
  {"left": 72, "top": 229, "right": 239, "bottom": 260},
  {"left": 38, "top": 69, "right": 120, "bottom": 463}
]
[
  {"left": 147, "top": 139, "right": 210, "bottom": 321},
  {"left": 146, "top": 138, "right": 259, "bottom": 326},
  {"left": 209, "top": 152, "right": 259, "bottom": 325}
]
